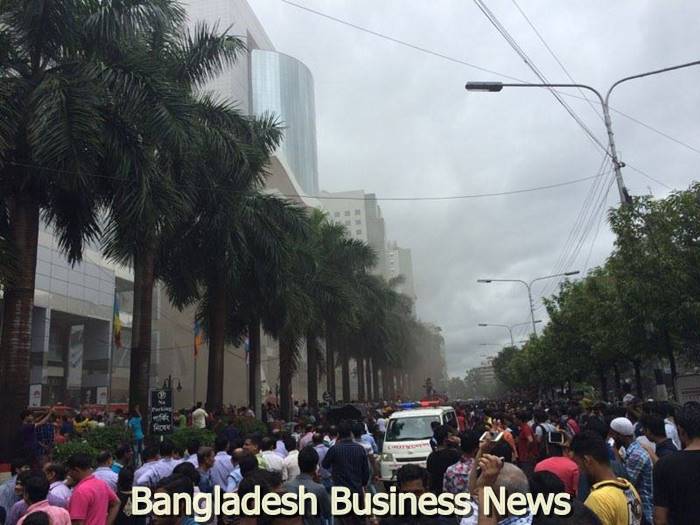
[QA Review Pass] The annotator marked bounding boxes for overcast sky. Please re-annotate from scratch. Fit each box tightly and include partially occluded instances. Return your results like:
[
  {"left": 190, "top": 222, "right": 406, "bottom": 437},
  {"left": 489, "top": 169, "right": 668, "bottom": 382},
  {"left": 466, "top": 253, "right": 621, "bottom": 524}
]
[{"left": 247, "top": 0, "right": 700, "bottom": 377}]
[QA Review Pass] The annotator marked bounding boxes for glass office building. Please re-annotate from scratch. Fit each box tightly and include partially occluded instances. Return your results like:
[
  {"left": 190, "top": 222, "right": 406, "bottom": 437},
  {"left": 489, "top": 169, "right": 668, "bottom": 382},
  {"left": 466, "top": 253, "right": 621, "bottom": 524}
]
[{"left": 252, "top": 50, "right": 319, "bottom": 195}]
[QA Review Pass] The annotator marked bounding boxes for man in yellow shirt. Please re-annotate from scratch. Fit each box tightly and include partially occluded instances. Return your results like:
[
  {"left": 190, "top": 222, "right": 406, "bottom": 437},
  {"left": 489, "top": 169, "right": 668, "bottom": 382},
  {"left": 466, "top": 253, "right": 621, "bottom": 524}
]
[{"left": 570, "top": 431, "right": 642, "bottom": 525}]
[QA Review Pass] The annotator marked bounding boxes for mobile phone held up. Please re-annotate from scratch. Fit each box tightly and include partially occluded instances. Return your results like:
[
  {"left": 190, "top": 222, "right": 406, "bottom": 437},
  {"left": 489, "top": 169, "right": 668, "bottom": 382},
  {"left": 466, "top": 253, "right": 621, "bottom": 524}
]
[
  {"left": 548, "top": 432, "right": 566, "bottom": 446},
  {"left": 479, "top": 431, "right": 503, "bottom": 442}
]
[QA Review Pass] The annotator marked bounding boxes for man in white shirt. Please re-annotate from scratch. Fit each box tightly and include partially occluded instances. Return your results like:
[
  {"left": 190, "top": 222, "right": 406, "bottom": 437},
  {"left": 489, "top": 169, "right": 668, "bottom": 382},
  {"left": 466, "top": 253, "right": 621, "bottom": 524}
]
[
  {"left": 43, "top": 463, "right": 71, "bottom": 509},
  {"left": 281, "top": 435, "right": 300, "bottom": 482},
  {"left": 210, "top": 437, "right": 234, "bottom": 489},
  {"left": 192, "top": 403, "right": 208, "bottom": 429},
  {"left": 93, "top": 451, "right": 118, "bottom": 492},
  {"left": 261, "top": 437, "right": 284, "bottom": 474},
  {"left": 138, "top": 441, "right": 179, "bottom": 486},
  {"left": 660, "top": 403, "right": 682, "bottom": 450},
  {"left": 134, "top": 447, "right": 161, "bottom": 487},
  {"left": 185, "top": 439, "right": 201, "bottom": 467},
  {"left": 298, "top": 425, "right": 314, "bottom": 449}
]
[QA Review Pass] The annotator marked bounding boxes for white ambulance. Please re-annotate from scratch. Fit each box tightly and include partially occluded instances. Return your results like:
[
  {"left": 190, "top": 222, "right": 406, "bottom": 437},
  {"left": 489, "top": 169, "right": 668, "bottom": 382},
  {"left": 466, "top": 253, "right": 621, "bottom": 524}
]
[{"left": 379, "top": 405, "right": 457, "bottom": 482}]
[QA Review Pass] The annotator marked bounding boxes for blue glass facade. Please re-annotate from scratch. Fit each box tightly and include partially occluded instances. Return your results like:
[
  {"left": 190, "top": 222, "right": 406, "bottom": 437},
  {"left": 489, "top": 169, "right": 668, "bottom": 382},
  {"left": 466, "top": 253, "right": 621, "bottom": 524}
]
[{"left": 251, "top": 50, "right": 319, "bottom": 195}]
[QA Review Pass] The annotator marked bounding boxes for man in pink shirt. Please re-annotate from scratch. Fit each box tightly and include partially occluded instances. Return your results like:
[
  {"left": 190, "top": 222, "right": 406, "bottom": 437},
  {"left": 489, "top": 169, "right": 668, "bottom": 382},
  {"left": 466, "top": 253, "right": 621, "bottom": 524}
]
[
  {"left": 17, "top": 473, "right": 71, "bottom": 525},
  {"left": 66, "top": 453, "right": 119, "bottom": 525}
]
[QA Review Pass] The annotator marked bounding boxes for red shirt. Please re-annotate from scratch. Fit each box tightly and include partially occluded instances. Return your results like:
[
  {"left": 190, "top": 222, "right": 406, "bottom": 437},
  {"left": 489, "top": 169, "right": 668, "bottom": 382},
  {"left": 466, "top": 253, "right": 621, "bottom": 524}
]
[
  {"left": 535, "top": 456, "right": 580, "bottom": 495},
  {"left": 516, "top": 423, "right": 537, "bottom": 461},
  {"left": 68, "top": 475, "right": 118, "bottom": 525}
]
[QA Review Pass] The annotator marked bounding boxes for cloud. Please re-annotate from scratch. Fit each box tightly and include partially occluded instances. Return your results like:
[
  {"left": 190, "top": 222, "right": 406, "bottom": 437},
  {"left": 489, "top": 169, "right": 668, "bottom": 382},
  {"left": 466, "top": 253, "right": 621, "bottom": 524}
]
[{"left": 248, "top": 0, "right": 700, "bottom": 376}]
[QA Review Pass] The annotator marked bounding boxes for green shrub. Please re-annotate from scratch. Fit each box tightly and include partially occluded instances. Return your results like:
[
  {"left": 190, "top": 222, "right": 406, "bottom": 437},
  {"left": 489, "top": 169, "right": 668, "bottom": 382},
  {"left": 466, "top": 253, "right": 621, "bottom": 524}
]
[
  {"left": 231, "top": 416, "right": 267, "bottom": 436},
  {"left": 53, "top": 441, "right": 98, "bottom": 464},
  {"left": 170, "top": 427, "right": 216, "bottom": 451},
  {"left": 83, "top": 426, "right": 131, "bottom": 452}
]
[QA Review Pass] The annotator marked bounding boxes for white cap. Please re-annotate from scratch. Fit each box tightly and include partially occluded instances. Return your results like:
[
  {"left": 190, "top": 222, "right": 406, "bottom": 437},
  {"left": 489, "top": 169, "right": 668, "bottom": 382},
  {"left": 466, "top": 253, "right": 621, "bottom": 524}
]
[{"left": 610, "top": 417, "right": 635, "bottom": 436}]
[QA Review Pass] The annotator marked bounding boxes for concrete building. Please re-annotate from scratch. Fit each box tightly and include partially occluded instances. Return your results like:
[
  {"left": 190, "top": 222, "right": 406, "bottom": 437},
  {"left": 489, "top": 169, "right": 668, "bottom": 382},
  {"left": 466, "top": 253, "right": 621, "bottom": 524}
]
[
  {"left": 4, "top": 0, "right": 323, "bottom": 411},
  {"left": 318, "top": 190, "right": 388, "bottom": 277},
  {"left": 473, "top": 357, "right": 497, "bottom": 390},
  {"left": 386, "top": 241, "right": 416, "bottom": 302}
]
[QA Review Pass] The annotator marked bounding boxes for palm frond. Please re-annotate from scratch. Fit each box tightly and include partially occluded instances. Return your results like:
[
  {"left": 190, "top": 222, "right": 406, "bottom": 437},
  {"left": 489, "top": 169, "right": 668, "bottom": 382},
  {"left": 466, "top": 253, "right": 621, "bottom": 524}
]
[{"left": 172, "top": 21, "right": 246, "bottom": 86}]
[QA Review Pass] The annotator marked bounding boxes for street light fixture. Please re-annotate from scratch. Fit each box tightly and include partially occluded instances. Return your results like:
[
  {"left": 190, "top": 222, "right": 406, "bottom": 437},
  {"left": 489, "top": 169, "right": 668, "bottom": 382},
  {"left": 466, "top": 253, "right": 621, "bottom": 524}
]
[
  {"left": 465, "top": 59, "right": 700, "bottom": 205},
  {"left": 478, "top": 321, "right": 541, "bottom": 347},
  {"left": 477, "top": 271, "right": 579, "bottom": 336},
  {"left": 163, "top": 375, "right": 183, "bottom": 392}
]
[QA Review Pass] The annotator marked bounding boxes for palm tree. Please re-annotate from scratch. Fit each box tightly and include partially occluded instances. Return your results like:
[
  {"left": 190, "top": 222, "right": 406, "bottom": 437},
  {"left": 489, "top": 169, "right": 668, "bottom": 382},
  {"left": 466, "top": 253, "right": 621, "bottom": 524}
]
[
  {"left": 160, "top": 104, "right": 315, "bottom": 410},
  {"left": 0, "top": 204, "right": 14, "bottom": 287},
  {"left": 0, "top": 0, "right": 183, "bottom": 455},
  {"left": 297, "top": 211, "right": 375, "bottom": 403},
  {"left": 100, "top": 19, "right": 246, "bottom": 412}
]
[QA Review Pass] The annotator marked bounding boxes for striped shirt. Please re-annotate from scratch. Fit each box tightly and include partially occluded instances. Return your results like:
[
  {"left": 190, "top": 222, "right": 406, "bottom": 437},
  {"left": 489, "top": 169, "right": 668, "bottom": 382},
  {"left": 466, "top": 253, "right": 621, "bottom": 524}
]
[
  {"left": 624, "top": 440, "right": 653, "bottom": 525},
  {"left": 321, "top": 438, "right": 369, "bottom": 493}
]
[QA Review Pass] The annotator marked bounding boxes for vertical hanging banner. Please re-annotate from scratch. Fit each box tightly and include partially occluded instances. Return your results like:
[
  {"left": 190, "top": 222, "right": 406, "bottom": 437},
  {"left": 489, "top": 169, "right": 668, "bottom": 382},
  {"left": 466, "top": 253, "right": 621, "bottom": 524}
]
[
  {"left": 29, "top": 384, "right": 42, "bottom": 407},
  {"left": 67, "top": 325, "right": 84, "bottom": 389}
]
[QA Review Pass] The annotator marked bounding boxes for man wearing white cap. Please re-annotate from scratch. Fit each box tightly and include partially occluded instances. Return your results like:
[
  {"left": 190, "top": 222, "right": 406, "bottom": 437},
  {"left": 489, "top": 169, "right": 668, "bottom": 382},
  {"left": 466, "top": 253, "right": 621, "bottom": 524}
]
[{"left": 610, "top": 417, "right": 653, "bottom": 525}]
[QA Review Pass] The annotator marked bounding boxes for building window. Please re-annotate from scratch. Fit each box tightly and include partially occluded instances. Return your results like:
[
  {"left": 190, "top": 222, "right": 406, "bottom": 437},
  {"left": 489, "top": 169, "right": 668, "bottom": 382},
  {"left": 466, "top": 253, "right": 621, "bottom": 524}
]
[
  {"left": 355, "top": 209, "right": 361, "bottom": 215},
  {"left": 356, "top": 229, "right": 362, "bottom": 235},
  {"left": 344, "top": 210, "right": 350, "bottom": 216},
  {"left": 334, "top": 212, "right": 340, "bottom": 217},
  {"left": 355, "top": 220, "right": 361, "bottom": 225},
  {"left": 345, "top": 221, "right": 351, "bottom": 226}
]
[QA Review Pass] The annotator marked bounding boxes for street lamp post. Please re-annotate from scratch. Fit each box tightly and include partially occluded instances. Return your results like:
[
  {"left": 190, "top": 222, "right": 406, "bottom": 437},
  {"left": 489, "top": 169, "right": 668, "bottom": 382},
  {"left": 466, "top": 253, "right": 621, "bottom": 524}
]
[
  {"left": 479, "top": 323, "right": 514, "bottom": 347},
  {"left": 465, "top": 59, "right": 700, "bottom": 205},
  {"left": 478, "top": 321, "right": 542, "bottom": 347},
  {"left": 477, "top": 271, "right": 579, "bottom": 336}
]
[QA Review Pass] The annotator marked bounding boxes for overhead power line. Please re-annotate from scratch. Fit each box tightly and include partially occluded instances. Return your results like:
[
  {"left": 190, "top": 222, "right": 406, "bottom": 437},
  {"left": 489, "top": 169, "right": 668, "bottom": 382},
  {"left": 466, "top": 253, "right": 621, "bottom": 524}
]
[
  {"left": 509, "top": 0, "right": 602, "bottom": 122},
  {"left": 280, "top": 0, "right": 700, "bottom": 160},
  {"left": 7, "top": 160, "right": 604, "bottom": 202},
  {"left": 280, "top": 0, "right": 523, "bottom": 82},
  {"left": 472, "top": 0, "right": 608, "bottom": 154}
]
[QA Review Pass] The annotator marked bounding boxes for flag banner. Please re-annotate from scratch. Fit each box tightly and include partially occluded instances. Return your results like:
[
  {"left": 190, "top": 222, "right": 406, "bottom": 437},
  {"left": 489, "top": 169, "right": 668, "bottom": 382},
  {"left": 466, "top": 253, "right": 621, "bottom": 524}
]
[
  {"left": 113, "top": 295, "right": 122, "bottom": 349},
  {"left": 194, "top": 320, "right": 204, "bottom": 357}
]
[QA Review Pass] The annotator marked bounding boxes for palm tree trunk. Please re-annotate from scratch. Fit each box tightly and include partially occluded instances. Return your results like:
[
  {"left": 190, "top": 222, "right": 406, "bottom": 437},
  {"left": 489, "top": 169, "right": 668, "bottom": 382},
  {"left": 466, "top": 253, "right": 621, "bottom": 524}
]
[
  {"left": 279, "top": 332, "right": 295, "bottom": 420},
  {"left": 306, "top": 335, "right": 318, "bottom": 409},
  {"left": 372, "top": 358, "right": 380, "bottom": 401},
  {"left": 382, "top": 367, "right": 392, "bottom": 400},
  {"left": 0, "top": 195, "right": 39, "bottom": 459},
  {"left": 129, "top": 239, "right": 156, "bottom": 415},
  {"left": 598, "top": 367, "right": 609, "bottom": 402},
  {"left": 325, "top": 330, "right": 335, "bottom": 402},
  {"left": 613, "top": 364, "right": 622, "bottom": 401},
  {"left": 357, "top": 357, "right": 365, "bottom": 401},
  {"left": 365, "top": 358, "right": 373, "bottom": 401},
  {"left": 341, "top": 347, "right": 350, "bottom": 402},
  {"left": 248, "top": 319, "right": 261, "bottom": 415},
  {"left": 632, "top": 359, "right": 643, "bottom": 398},
  {"left": 662, "top": 328, "right": 678, "bottom": 399},
  {"left": 206, "top": 278, "right": 226, "bottom": 409}
]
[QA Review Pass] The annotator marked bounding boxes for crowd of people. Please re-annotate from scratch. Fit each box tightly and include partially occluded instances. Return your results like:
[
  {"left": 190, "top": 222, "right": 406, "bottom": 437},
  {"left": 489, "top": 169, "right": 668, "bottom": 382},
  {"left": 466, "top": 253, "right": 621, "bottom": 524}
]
[{"left": 0, "top": 396, "right": 698, "bottom": 525}]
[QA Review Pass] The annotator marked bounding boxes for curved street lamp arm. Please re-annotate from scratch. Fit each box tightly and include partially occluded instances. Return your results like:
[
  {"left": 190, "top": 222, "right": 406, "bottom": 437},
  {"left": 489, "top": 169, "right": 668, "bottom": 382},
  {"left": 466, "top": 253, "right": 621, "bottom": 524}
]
[
  {"left": 605, "top": 60, "right": 700, "bottom": 105},
  {"left": 499, "top": 82, "right": 604, "bottom": 106}
]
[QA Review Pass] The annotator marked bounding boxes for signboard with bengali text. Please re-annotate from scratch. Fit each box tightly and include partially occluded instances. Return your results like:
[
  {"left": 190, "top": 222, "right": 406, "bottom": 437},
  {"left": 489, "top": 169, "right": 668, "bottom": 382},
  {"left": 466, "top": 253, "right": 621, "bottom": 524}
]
[{"left": 150, "top": 388, "right": 173, "bottom": 435}]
